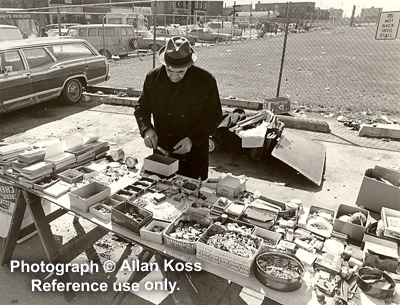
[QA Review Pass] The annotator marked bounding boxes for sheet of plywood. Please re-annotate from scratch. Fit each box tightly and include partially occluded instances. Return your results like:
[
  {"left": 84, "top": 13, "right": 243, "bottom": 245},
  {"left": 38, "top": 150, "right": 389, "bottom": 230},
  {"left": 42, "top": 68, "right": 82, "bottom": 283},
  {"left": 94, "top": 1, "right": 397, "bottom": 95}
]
[{"left": 272, "top": 129, "right": 326, "bottom": 186}]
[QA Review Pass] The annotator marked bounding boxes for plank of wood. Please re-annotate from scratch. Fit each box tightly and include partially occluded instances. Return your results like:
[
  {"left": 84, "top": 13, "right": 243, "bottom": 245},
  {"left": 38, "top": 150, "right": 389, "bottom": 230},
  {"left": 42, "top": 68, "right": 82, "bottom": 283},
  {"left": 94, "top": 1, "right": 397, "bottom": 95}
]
[
  {"left": 220, "top": 98, "right": 263, "bottom": 110},
  {"left": 359, "top": 123, "right": 400, "bottom": 139},
  {"left": 272, "top": 129, "right": 326, "bottom": 186}
]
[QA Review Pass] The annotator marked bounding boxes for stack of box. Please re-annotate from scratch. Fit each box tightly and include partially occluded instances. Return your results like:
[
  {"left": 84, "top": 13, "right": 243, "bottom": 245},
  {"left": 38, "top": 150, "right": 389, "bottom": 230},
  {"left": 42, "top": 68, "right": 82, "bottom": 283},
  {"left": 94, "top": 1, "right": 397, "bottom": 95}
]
[
  {"left": 19, "top": 161, "right": 54, "bottom": 188},
  {"left": 46, "top": 152, "right": 76, "bottom": 172},
  {"left": 11, "top": 148, "right": 46, "bottom": 173},
  {"left": 66, "top": 144, "right": 95, "bottom": 166},
  {"left": 211, "top": 197, "right": 232, "bottom": 217},
  {"left": 91, "top": 141, "right": 109, "bottom": 160},
  {"left": 0, "top": 143, "right": 31, "bottom": 165}
]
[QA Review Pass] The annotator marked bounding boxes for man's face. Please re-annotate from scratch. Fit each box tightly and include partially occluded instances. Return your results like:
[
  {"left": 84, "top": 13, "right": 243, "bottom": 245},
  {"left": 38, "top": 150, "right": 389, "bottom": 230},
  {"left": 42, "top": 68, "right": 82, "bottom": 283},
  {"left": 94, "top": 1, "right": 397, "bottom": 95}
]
[{"left": 165, "top": 66, "right": 188, "bottom": 83}]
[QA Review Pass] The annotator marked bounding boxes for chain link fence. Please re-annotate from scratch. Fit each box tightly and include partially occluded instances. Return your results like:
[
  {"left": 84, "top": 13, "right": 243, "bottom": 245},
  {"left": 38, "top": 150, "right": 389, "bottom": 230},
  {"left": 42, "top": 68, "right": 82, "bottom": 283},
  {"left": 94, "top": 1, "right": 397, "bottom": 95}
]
[{"left": 1, "top": 2, "right": 399, "bottom": 116}]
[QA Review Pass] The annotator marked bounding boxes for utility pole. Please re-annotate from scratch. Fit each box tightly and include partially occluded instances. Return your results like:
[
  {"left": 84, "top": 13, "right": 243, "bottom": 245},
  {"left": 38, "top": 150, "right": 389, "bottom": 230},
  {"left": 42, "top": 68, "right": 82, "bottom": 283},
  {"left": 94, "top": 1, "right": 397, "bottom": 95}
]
[
  {"left": 350, "top": 5, "right": 356, "bottom": 27},
  {"left": 276, "top": 2, "right": 290, "bottom": 98},
  {"left": 232, "top": 1, "right": 236, "bottom": 37}
]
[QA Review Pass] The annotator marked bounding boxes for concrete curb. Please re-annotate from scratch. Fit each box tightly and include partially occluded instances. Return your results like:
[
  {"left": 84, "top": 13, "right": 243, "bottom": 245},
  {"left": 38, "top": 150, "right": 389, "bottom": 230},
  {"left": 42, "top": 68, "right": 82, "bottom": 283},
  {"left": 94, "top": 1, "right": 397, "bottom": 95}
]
[{"left": 85, "top": 86, "right": 330, "bottom": 133}]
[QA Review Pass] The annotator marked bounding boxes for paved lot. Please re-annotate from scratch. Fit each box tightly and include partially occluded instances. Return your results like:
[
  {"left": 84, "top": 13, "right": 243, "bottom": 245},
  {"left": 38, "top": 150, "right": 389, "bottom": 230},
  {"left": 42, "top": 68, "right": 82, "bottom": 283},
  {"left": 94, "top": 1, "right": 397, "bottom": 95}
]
[{"left": 0, "top": 102, "right": 399, "bottom": 305}]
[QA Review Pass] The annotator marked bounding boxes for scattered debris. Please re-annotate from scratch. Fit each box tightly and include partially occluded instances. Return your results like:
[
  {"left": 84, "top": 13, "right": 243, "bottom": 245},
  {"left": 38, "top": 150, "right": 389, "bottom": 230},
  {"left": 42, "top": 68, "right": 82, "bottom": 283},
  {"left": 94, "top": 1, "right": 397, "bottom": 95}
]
[{"left": 367, "top": 156, "right": 380, "bottom": 161}]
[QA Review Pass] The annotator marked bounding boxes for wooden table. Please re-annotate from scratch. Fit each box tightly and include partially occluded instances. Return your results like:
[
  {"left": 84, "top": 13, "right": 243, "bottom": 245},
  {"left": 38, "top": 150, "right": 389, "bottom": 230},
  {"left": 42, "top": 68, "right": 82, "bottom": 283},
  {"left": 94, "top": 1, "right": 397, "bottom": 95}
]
[{"left": 0, "top": 174, "right": 345, "bottom": 305}]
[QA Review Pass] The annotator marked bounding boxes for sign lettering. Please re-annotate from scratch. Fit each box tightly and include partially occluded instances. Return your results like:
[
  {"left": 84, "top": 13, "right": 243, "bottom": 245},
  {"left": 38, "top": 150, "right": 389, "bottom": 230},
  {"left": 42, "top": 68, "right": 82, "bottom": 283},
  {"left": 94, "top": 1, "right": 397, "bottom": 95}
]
[{"left": 376, "top": 11, "right": 400, "bottom": 40}]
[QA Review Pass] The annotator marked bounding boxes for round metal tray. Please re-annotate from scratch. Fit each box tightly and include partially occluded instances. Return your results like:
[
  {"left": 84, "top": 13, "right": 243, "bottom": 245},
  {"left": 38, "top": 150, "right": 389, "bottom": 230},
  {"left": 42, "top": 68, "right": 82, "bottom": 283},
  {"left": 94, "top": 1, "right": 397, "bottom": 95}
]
[{"left": 254, "top": 250, "right": 305, "bottom": 292}]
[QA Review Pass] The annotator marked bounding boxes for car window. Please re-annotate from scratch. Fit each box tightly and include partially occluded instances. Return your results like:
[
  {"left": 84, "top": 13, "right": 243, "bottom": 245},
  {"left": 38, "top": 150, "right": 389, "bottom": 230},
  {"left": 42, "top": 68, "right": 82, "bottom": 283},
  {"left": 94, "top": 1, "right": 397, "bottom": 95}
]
[
  {"left": 23, "top": 48, "right": 54, "bottom": 69},
  {"left": 88, "top": 28, "right": 97, "bottom": 36},
  {"left": 126, "top": 27, "right": 134, "bottom": 35},
  {"left": 49, "top": 43, "right": 95, "bottom": 60},
  {"left": 79, "top": 28, "right": 87, "bottom": 36},
  {"left": 0, "top": 51, "right": 25, "bottom": 74},
  {"left": 99, "top": 28, "right": 115, "bottom": 36},
  {"left": 168, "top": 29, "right": 181, "bottom": 36}
]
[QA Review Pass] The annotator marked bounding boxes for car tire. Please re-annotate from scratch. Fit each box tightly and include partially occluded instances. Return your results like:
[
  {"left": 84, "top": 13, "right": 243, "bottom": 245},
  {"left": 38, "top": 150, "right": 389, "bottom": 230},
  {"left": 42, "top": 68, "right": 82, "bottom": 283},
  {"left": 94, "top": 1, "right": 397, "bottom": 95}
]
[
  {"left": 148, "top": 44, "right": 160, "bottom": 52},
  {"left": 99, "top": 49, "right": 111, "bottom": 59},
  {"left": 214, "top": 37, "right": 223, "bottom": 43},
  {"left": 61, "top": 78, "right": 82, "bottom": 104},
  {"left": 130, "top": 38, "right": 138, "bottom": 49},
  {"left": 209, "top": 137, "right": 218, "bottom": 153}
]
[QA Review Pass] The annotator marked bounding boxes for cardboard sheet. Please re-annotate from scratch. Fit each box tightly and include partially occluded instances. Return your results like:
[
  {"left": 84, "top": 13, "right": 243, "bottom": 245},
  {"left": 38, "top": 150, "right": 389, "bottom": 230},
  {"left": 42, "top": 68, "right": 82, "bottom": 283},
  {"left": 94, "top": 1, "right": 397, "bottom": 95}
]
[{"left": 272, "top": 129, "right": 326, "bottom": 186}]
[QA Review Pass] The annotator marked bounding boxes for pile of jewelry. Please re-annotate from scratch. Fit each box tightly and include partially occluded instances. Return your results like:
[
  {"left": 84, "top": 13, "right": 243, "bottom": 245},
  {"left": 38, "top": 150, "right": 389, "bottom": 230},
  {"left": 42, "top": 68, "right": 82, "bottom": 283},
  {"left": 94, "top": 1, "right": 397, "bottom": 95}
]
[
  {"left": 257, "top": 255, "right": 303, "bottom": 279},
  {"left": 205, "top": 230, "right": 260, "bottom": 258},
  {"left": 168, "top": 221, "right": 207, "bottom": 242}
]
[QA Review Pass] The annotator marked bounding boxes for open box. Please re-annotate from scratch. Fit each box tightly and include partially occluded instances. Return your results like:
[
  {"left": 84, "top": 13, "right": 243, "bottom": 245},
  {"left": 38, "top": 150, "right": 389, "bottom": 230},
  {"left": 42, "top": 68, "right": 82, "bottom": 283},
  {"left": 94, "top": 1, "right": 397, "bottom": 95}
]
[
  {"left": 356, "top": 166, "right": 400, "bottom": 213},
  {"left": 143, "top": 154, "right": 178, "bottom": 177},
  {"left": 111, "top": 201, "right": 153, "bottom": 234},
  {"left": 253, "top": 227, "right": 282, "bottom": 252},
  {"left": 69, "top": 182, "right": 110, "bottom": 212},
  {"left": 89, "top": 202, "right": 112, "bottom": 222},
  {"left": 381, "top": 207, "right": 400, "bottom": 241},
  {"left": 75, "top": 166, "right": 98, "bottom": 180},
  {"left": 57, "top": 169, "right": 84, "bottom": 184},
  {"left": 333, "top": 204, "right": 369, "bottom": 242},
  {"left": 139, "top": 219, "right": 171, "bottom": 244},
  {"left": 303, "top": 206, "right": 335, "bottom": 238}
]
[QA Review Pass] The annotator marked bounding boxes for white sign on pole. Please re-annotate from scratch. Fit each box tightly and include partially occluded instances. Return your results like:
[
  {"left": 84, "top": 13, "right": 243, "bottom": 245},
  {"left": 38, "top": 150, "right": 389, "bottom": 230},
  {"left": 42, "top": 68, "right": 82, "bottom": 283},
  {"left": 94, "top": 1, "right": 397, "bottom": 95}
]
[{"left": 375, "top": 11, "right": 400, "bottom": 40}]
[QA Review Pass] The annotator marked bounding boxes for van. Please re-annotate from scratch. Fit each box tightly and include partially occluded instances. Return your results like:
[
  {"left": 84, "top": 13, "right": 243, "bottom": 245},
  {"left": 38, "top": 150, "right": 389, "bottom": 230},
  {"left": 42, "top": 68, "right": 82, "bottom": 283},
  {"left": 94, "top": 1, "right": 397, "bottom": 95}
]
[
  {"left": 67, "top": 24, "right": 137, "bottom": 59},
  {"left": 0, "top": 25, "right": 23, "bottom": 41}
]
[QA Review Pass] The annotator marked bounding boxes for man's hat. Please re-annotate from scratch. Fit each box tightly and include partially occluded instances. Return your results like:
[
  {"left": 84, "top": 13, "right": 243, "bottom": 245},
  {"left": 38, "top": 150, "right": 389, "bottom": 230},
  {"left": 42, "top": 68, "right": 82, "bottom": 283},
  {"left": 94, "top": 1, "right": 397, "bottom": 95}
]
[{"left": 158, "top": 36, "right": 197, "bottom": 68}]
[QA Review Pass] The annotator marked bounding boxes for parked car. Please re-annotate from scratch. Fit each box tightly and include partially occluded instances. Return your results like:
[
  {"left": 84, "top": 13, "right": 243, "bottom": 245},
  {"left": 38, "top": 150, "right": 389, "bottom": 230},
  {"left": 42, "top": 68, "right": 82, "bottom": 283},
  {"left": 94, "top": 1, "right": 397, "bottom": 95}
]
[
  {"left": 67, "top": 24, "right": 137, "bottom": 59},
  {"left": 0, "top": 37, "right": 110, "bottom": 113},
  {"left": 0, "top": 25, "right": 23, "bottom": 41},
  {"left": 154, "top": 26, "right": 198, "bottom": 45},
  {"left": 188, "top": 28, "right": 232, "bottom": 43},
  {"left": 47, "top": 28, "right": 69, "bottom": 37},
  {"left": 44, "top": 23, "right": 80, "bottom": 32},
  {"left": 136, "top": 30, "right": 167, "bottom": 51}
]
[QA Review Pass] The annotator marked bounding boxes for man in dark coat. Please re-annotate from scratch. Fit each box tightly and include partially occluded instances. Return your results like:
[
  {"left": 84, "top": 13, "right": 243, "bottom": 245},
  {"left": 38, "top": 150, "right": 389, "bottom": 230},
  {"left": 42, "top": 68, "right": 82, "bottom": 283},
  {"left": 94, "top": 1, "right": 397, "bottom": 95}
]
[{"left": 134, "top": 36, "right": 222, "bottom": 180}]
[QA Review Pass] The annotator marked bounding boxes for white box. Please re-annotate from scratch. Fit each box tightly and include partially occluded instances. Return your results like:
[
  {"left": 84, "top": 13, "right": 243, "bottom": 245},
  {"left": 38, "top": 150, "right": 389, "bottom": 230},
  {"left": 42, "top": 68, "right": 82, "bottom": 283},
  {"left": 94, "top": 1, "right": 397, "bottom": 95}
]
[
  {"left": 381, "top": 207, "right": 400, "bottom": 241},
  {"left": 139, "top": 219, "right": 170, "bottom": 244},
  {"left": 143, "top": 154, "right": 178, "bottom": 177},
  {"left": 69, "top": 182, "right": 110, "bottom": 212},
  {"left": 216, "top": 176, "right": 246, "bottom": 198}
]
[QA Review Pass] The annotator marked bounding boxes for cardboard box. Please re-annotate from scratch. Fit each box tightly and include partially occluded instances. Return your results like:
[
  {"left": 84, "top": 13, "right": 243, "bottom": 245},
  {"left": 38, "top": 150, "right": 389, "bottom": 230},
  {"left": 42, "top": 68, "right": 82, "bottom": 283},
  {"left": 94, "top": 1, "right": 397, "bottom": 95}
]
[
  {"left": 264, "top": 97, "right": 291, "bottom": 114},
  {"left": 253, "top": 227, "right": 282, "bottom": 252},
  {"left": 57, "top": 169, "right": 84, "bottom": 184},
  {"left": 69, "top": 182, "right": 110, "bottom": 212},
  {"left": 333, "top": 204, "right": 369, "bottom": 242},
  {"left": 143, "top": 154, "right": 178, "bottom": 177},
  {"left": 216, "top": 176, "right": 246, "bottom": 198},
  {"left": 139, "top": 219, "right": 170, "bottom": 244},
  {"left": 362, "top": 233, "right": 399, "bottom": 259},
  {"left": 111, "top": 202, "right": 153, "bottom": 234},
  {"left": 355, "top": 166, "right": 400, "bottom": 213},
  {"left": 381, "top": 207, "right": 400, "bottom": 241},
  {"left": 303, "top": 206, "right": 334, "bottom": 238},
  {"left": 89, "top": 202, "right": 112, "bottom": 222}
]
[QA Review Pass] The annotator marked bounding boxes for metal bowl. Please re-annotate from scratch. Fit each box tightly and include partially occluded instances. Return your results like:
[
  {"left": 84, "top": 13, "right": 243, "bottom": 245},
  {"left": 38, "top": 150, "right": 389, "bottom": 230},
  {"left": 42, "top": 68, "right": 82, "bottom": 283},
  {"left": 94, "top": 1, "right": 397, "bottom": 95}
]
[
  {"left": 356, "top": 267, "right": 396, "bottom": 299},
  {"left": 254, "top": 250, "right": 305, "bottom": 292}
]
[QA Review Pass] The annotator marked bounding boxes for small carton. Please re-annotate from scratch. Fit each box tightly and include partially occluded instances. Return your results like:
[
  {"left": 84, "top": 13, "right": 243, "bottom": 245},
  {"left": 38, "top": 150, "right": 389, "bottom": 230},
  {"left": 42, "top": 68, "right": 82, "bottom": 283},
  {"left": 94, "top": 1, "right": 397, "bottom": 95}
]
[
  {"left": 69, "top": 182, "right": 110, "bottom": 212},
  {"left": 111, "top": 202, "right": 153, "bottom": 234},
  {"left": 89, "top": 202, "right": 112, "bottom": 222},
  {"left": 143, "top": 154, "right": 178, "bottom": 177},
  {"left": 333, "top": 204, "right": 369, "bottom": 242},
  {"left": 216, "top": 176, "right": 246, "bottom": 198},
  {"left": 356, "top": 166, "right": 400, "bottom": 213},
  {"left": 254, "top": 227, "right": 282, "bottom": 252},
  {"left": 57, "top": 169, "right": 84, "bottom": 184},
  {"left": 264, "top": 97, "right": 291, "bottom": 114},
  {"left": 381, "top": 207, "right": 400, "bottom": 241},
  {"left": 362, "top": 233, "right": 399, "bottom": 259},
  {"left": 139, "top": 219, "right": 170, "bottom": 244}
]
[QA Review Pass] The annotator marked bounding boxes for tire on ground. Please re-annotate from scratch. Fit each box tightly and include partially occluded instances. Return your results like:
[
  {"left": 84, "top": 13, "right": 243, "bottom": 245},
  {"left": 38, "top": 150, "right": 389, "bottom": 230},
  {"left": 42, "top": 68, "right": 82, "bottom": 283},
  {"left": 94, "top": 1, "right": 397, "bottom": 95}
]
[{"left": 61, "top": 78, "right": 83, "bottom": 104}]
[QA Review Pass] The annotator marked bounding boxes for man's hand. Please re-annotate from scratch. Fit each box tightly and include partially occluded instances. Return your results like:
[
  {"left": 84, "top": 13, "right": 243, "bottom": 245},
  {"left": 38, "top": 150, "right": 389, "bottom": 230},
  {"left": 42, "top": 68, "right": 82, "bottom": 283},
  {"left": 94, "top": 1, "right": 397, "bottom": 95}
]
[
  {"left": 173, "top": 137, "right": 193, "bottom": 155},
  {"left": 144, "top": 129, "right": 158, "bottom": 149}
]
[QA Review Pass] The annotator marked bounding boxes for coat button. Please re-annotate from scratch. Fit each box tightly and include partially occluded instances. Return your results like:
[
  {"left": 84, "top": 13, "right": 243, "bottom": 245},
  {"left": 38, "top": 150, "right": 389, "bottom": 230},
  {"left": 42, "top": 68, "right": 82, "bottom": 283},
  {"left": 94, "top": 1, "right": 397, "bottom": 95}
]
[
  {"left": 181, "top": 114, "right": 185, "bottom": 117},
  {"left": 168, "top": 113, "right": 171, "bottom": 116},
  {"left": 168, "top": 133, "right": 172, "bottom": 137}
]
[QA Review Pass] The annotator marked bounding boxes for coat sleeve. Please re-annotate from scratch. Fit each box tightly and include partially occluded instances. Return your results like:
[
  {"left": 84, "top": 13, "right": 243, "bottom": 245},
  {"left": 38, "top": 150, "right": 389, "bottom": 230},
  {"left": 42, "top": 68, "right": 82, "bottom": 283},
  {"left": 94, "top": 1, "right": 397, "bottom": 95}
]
[
  {"left": 134, "top": 74, "right": 154, "bottom": 138},
  {"left": 187, "top": 77, "right": 223, "bottom": 147}
]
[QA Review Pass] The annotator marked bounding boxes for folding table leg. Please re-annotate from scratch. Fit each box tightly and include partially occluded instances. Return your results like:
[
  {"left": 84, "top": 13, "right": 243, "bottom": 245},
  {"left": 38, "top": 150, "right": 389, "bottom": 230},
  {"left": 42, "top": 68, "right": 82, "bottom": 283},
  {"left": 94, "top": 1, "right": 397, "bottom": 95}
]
[
  {"left": 110, "top": 249, "right": 154, "bottom": 305},
  {"left": 22, "top": 190, "right": 75, "bottom": 302},
  {"left": 1, "top": 189, "right": 27, "bottom": 265}
]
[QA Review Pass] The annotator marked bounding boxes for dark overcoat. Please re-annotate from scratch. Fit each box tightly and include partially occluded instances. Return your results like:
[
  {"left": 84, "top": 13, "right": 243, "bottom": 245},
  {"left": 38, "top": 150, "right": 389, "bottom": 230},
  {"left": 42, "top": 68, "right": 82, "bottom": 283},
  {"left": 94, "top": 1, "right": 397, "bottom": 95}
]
[{"left": 134, "top": 65, "right": 223, "bottom": 180}]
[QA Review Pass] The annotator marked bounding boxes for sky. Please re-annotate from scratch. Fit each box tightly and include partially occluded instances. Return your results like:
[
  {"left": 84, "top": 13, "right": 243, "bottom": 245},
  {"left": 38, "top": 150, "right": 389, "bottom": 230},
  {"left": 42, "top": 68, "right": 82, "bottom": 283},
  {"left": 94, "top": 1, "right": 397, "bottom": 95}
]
[{"left": 222, "top": 0, "right": 400, "bottom": 18}]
